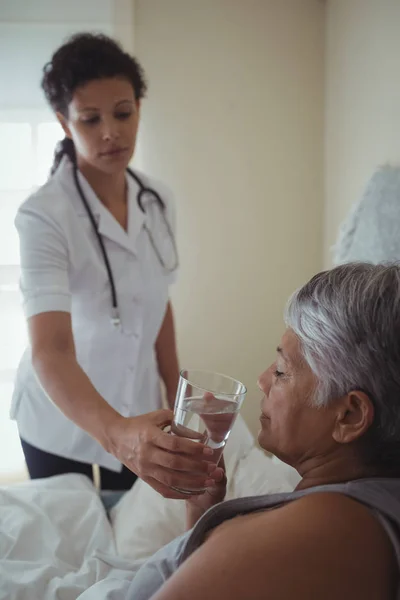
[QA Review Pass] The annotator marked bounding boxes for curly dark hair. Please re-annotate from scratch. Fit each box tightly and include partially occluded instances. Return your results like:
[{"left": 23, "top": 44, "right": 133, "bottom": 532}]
[
  {"left": 42, "top": 32, "right": 147, "bottom": 116},
  {"left": 42, "top": 33, "right": 147, "bottom": 174}
]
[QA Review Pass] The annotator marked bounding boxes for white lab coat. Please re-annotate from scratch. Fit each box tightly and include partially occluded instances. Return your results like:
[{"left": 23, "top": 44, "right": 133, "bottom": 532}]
[{"left": 11, "top": 156, "right": 178, "bottom": 471}]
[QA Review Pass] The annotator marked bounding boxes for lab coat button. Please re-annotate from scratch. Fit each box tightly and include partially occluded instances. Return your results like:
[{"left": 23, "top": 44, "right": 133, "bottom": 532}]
[{"left": 125, "top": 330, "right": 139, "bottom": 339}]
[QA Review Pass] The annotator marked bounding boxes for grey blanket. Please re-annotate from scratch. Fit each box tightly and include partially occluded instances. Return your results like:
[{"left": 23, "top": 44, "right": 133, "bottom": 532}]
[{"left": 333, "top": 165, "right": 400, "bottom": 265}]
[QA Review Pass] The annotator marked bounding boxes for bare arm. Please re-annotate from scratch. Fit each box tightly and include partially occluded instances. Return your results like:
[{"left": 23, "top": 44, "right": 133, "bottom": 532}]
[
  {"left": 28, "top": 311, "right": 215, "bottom": 497},
  {"left": 29, "top": 311, "right": 122, "bottom": 451},
  {"left": 152, "top": 493, "right": 396, "bottom": 600},
  {"left": 155, "top": 301, "right": 180, "bottom": 409}
]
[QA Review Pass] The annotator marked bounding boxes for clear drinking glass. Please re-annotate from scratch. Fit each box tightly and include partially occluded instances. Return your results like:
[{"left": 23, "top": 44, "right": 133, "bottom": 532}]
[{"left": 171, "top": 369, "right": 247, "bottom": 494}]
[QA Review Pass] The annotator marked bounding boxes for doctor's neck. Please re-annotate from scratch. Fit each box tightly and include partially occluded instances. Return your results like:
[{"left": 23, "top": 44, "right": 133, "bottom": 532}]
[{"left": 78, "top": 158, "right": 127, "bottom": 208}]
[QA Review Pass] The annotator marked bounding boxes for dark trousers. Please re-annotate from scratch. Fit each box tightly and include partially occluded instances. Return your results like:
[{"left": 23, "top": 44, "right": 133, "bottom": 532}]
[{"left": 20, "top": 438, "right": 137, "bottom": 491}]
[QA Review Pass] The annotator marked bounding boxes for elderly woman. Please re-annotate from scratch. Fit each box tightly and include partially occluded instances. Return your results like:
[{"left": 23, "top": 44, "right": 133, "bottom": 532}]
[{"left": 126, "top": 262, "right": 400, "bottom": 600}]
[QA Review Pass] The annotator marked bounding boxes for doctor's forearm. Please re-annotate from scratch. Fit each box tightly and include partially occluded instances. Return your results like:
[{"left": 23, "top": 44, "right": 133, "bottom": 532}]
[
  {"left": 155, "top": 301, "right": 180, "bottom": 408},
  {"left": 32, "top": 351, "right": 123, "bottom": 451}
]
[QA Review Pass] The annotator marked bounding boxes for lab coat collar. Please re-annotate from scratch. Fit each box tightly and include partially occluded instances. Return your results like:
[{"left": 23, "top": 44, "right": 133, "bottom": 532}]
[{"left": 59, "top": 157, "right": 145, "bottom": 255}]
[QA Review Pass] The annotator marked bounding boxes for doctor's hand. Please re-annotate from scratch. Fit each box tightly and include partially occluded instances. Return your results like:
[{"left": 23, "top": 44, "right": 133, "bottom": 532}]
[{"left": 106, "top": 410, "right": 217, "bottom": 499}]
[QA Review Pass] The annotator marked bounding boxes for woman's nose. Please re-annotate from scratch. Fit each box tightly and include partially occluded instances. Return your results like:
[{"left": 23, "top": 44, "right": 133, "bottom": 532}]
[
  {"left": 101, "top": 119, "right": 119, "bottom": 141},
  {"left": 258, "top": 365, "right": 274, "bottom": 395},
  {"left": 257, "top": 370, "right": 269, "bottom": 394}
]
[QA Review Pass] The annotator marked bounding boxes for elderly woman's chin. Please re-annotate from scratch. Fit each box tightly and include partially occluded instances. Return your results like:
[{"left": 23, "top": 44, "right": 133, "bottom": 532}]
[
  {"left": 257, "top": 414, "right": 271, "bottom": 450},
  {"left": 257, "top": 416, "right": 285, "bottom": 463}
]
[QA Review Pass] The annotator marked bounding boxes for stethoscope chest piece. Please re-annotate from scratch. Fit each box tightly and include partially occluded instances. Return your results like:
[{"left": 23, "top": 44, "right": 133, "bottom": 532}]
[{"left": 110, "top": 308, "right": 121, "bottom": 327}]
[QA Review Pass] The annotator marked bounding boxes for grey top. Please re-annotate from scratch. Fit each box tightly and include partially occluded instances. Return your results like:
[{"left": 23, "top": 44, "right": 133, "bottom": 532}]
[
  {"left": 127, "top": 477, "right": 400, "bottom": 600},
  {"left": 333, "top": 165, "right": 400, "bottom": 265}
]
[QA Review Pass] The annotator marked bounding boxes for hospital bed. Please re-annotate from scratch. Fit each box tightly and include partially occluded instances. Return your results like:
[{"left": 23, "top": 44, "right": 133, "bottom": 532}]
[{"left": 0, "top": 417, "right": 298, "bottom": 600}]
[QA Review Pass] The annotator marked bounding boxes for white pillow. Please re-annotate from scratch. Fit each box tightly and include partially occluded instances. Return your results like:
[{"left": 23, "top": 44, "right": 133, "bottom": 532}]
[
  {"left": 110, "top": 417, "right": 299, "bottom": 562},
  {"left": 270, "top": 454, "right": 302, "bottom": 490},
  {"left": 227, "top": 447, "right": 299, "bottom": 499}
]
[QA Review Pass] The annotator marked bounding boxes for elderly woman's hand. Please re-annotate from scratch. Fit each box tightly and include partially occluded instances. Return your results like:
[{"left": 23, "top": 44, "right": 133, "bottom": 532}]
[
  {"left": 185, "top": 455, "right": 227, "bottom": 528},
  {"left": 106, "top": 410, "right": 217, "bottom": 499}
]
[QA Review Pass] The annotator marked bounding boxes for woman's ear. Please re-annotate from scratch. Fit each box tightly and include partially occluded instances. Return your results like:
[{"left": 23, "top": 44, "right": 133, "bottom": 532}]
[
  {"left": 332, "top": 391, "right": 374, "bottom": 445},
  {"left": 56, "top": 112, "right": 71, "bottom": 139}
]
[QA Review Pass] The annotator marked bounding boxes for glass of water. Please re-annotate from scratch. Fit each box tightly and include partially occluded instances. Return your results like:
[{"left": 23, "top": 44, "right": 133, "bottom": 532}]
[{"left": 171, "top": 369, "right": 247, "bottom": 494}]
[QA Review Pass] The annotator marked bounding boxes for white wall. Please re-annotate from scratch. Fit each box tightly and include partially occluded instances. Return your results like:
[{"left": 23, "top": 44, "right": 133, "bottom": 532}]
[
  {"left": 134, "top": 0, "right": 325, "bottom": 435},
  {"left": 325, "top": 0, "right": 400, "bottom": 265}
]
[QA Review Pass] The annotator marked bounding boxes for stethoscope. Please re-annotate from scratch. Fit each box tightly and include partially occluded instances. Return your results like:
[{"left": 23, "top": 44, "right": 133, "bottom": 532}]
[{"left": 72, "top": 165, "right": 179, "bottom": 327}]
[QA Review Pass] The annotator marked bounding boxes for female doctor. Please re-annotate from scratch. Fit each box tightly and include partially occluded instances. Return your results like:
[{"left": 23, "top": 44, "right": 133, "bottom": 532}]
[{"left": 11, "top": 33, "right": 216, "bottom": 493}]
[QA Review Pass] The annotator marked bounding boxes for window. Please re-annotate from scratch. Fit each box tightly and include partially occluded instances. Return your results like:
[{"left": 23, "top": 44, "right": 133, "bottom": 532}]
[
  {"left": 0, "top": 0, "right": 133, "bottom": 481},
  {"left": 0, "top": 113, "right": 63, "bottom": 480}
]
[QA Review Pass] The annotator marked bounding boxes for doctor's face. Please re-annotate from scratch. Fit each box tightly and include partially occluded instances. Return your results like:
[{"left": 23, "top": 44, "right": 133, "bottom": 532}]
[{"left": 58, "top": 77, "right": 139, "bottom": 175}]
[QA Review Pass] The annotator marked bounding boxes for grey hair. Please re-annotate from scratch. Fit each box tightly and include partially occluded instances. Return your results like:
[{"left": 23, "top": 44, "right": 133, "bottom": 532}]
[{"left": 285, "top": 262, "right": 400, "bottom": 469}]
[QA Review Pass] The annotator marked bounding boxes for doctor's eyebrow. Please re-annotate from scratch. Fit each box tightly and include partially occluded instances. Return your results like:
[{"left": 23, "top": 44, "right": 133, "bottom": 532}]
[
  {"left": 78, "top": 100, "right": 134, "bottom": 112},
  {"left": 77, "top": 107, "right": 101, "bottom": 113},
  {"left": 114, "top": 99, "right": 134, "bottom": 106}
]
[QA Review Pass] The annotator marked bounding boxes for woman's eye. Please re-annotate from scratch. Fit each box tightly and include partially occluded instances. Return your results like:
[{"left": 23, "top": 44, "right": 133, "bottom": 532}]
[
  {"left": 274, "top": 369, "right": 284, "bottom": 378},
  {"left": 115, "top": 112, "right": 131, "bottom": 120},
  {"left": 83, "top": 116, "right": 100, "bottom": 125}
]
